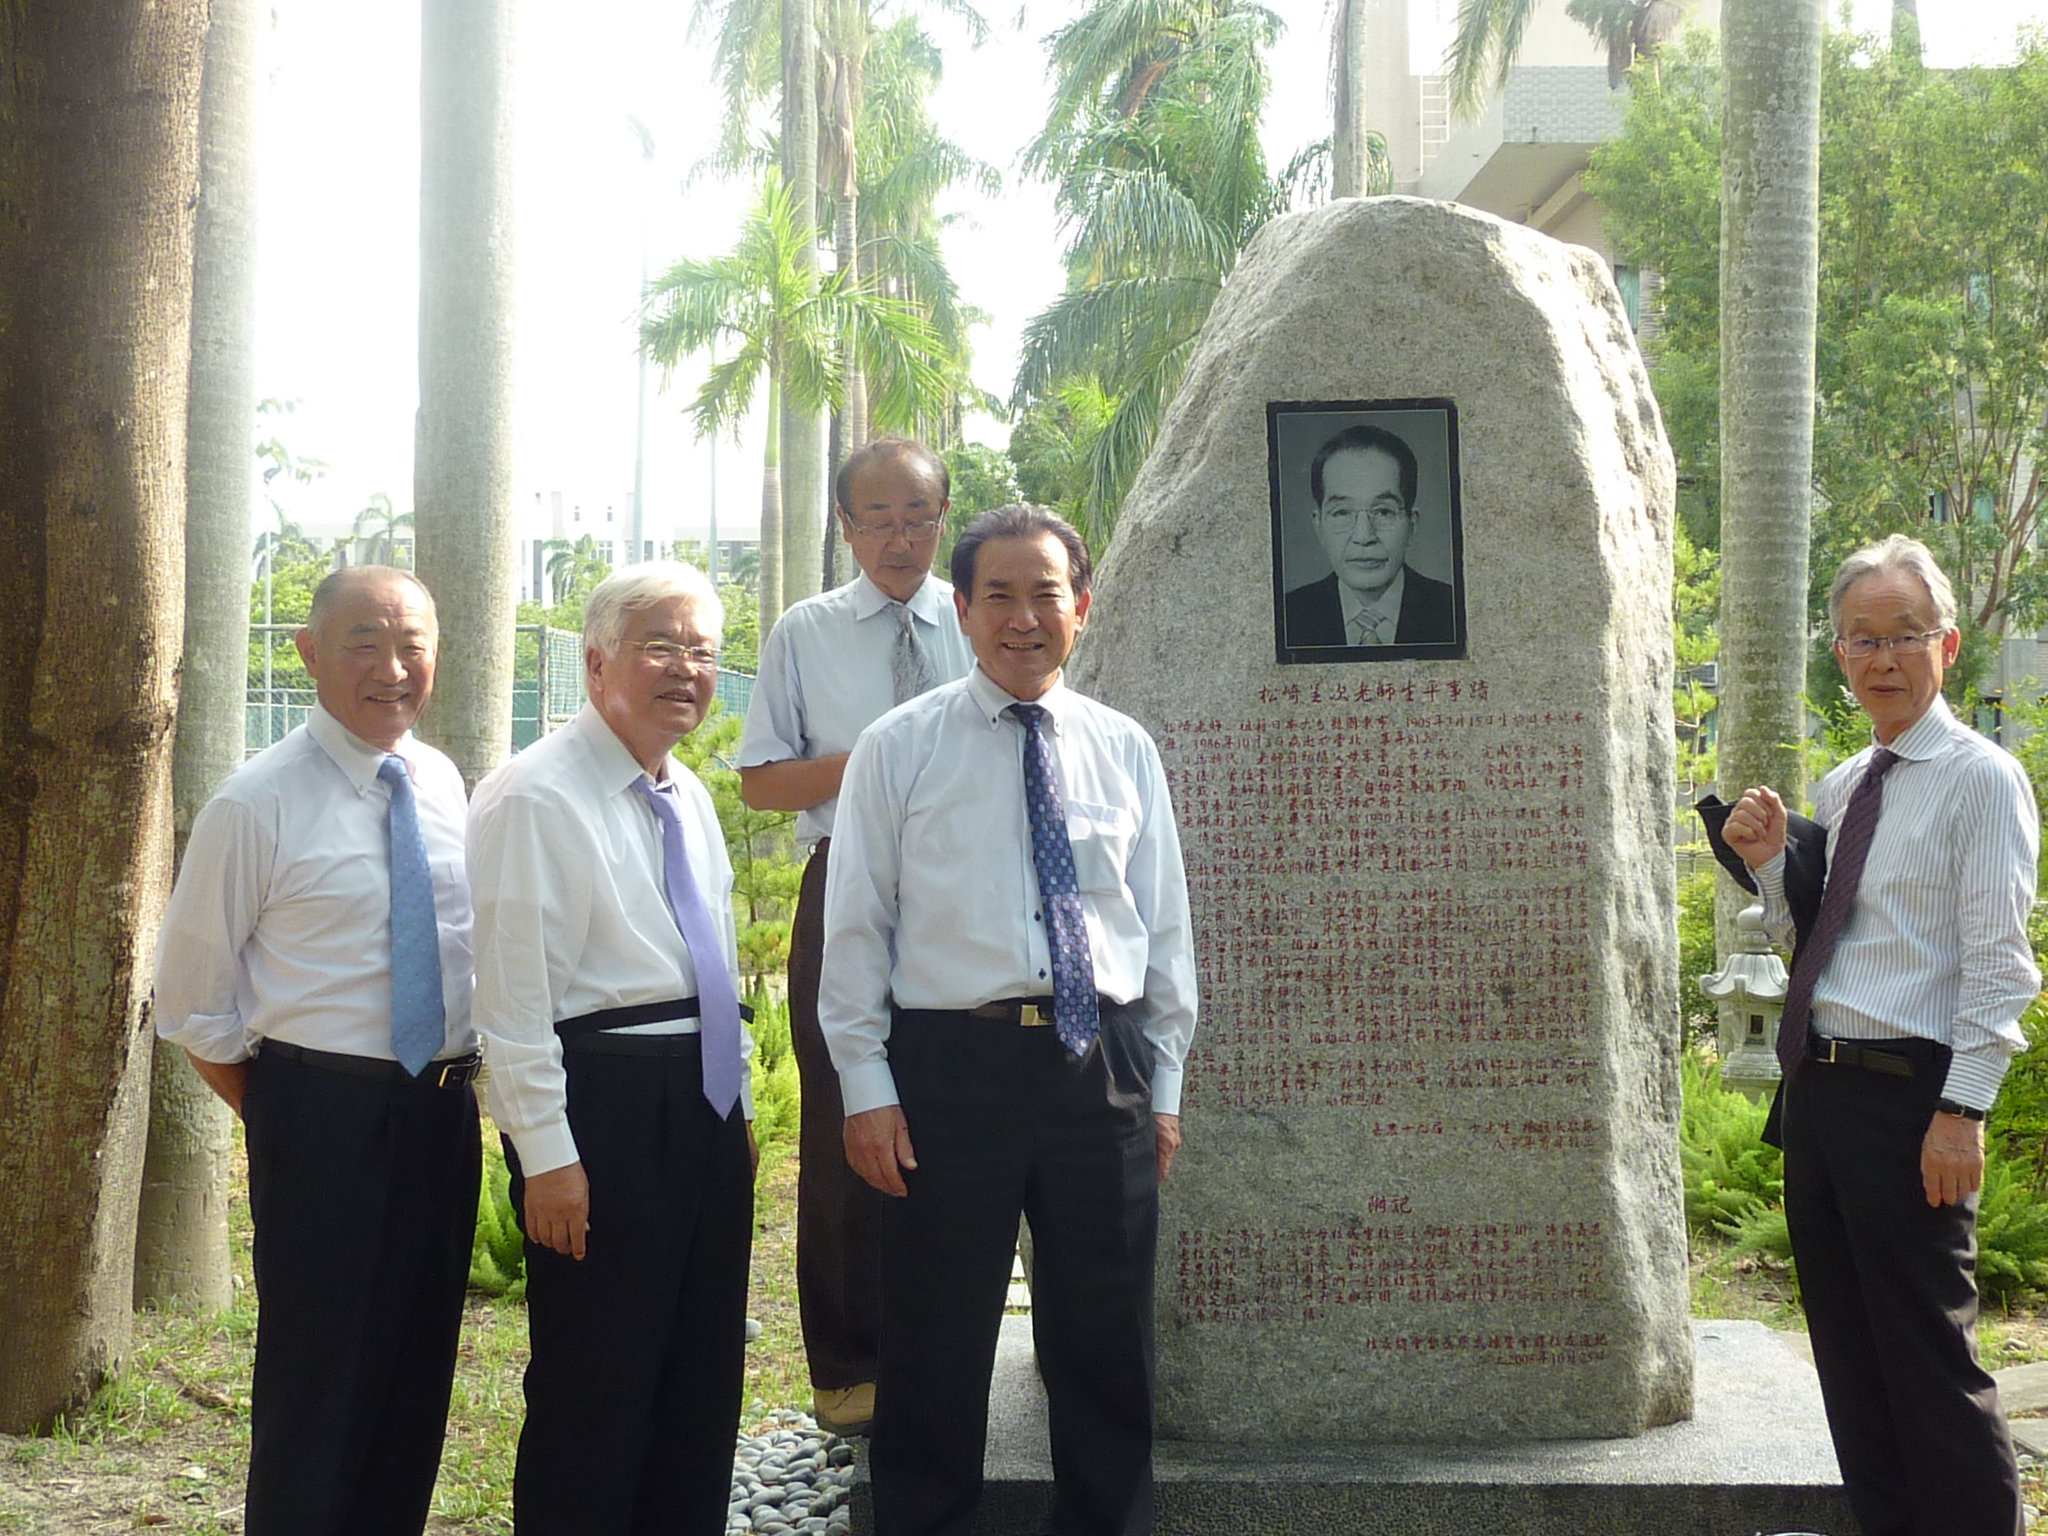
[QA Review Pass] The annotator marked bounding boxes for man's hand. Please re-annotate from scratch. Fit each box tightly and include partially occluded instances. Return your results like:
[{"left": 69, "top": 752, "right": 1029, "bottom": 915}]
[
  {"left": 184, "top": 1052, "right": 249, "bottom": 1118},
  {"left": 1154, "top": 1113, "right": 1182, "bottom": 1185},
  {"left": 845, "top": 1106, "right": 917, "bottom": 1197},
  {"left": 1922, "top": 1110, "right": 1986, "bottom": 1208},
  {"left": 524, "top": 1161, "right": 591, "bottom": 1259},
  {"left": 1721, "top": 786, "right": 1788, "bottom": 870}
]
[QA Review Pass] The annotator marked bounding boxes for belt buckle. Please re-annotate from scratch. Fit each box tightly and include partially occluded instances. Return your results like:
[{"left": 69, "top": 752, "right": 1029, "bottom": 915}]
[
  {"left": 1019, "top": 1004, "right": 1051, "bottom": 1028},
  {"left": 434, "top": 1057, "right": 475, "bottom": 1089},
  {"left": 1819, "top": 1038, "right": 1841, "bottom": 1065}
]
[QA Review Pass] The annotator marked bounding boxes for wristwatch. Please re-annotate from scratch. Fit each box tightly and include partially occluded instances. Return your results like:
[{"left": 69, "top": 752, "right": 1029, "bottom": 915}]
[{"left": 1935, "top": 1098, "right": 1987, "bottom": 1122}]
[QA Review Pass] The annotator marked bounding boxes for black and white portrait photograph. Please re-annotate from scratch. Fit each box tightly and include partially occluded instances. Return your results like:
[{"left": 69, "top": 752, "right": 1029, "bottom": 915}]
[{"left": 1268, "top": 399, "right": 1468, "bottom": 664}]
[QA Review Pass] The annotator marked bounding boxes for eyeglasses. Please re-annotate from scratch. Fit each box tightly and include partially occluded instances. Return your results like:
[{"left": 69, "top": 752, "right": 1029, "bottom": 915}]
[
  {"left": 1316, "top": 504, "right": 1414, "bottom": 530},
  {"left": 1837, "top": 628, "right": 1948, "bottom": 660},
  {"left": 631, "top": 639, "right": 720, "bottom": 668},
  {"left": 844, "top": 516, "right": 945, "bottom": 543}
]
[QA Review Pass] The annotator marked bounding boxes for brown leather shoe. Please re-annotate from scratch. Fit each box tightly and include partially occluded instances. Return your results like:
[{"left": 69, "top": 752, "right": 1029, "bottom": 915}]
[{"left": 813, "top": 1382, "right": 875, "bottom": 1437}]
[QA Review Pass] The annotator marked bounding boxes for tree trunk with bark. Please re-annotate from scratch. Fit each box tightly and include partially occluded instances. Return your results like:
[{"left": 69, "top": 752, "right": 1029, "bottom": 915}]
[
  {"left": 136, "top": 0, "right": 260, "bottom": 1314},
  {"left": 1715, "top": 0, "right": 1821, "bottom": 1022},
  {"left": 1332, "top": 0, "right": 1369, "bottom": 198},
  {"left": 0, "top": 0, "right": 206, "bottom": 1430},
  {"left": 779, "top": 0, "right": 825, "bottom": 620},
  {"left": 761, "top": 375, "right": 786, "bottom": 621},
  {"left": 416, "top": 0, "right": 517, "bottom": 791}
]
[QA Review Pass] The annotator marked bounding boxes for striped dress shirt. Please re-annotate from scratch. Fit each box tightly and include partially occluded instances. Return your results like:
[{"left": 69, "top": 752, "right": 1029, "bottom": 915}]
[{"left": 1757, "top": 696, "right": 2041, "bottom": 1110}]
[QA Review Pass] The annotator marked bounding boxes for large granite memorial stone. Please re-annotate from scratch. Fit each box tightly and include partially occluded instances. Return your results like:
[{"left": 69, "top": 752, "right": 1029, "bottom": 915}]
[{"left": 1068, "top": 197, "right": 1689, "bottom": 1444}]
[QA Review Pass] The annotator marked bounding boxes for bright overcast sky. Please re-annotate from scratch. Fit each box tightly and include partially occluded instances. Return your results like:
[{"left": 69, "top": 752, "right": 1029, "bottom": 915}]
[{"left": 251, "top": 0, "right": 2048, "bottom": 549}]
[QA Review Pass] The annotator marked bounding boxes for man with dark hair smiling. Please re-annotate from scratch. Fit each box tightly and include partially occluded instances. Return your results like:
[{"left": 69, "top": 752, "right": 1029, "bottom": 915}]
[
  {"left": 820, "top": 505, "right": 1198, "bottom": 1536},
  {"left": 1283, "top": 420, "right": 1455, "bottom": 649}
]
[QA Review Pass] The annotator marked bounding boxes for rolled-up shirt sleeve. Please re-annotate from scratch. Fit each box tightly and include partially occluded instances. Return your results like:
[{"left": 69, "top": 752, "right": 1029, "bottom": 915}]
[
  {"left": 1943, "top": 755, "right": 2041, "bottom": 1109},
  {"left": 1125, "top": 740, "right": 1197, "bottom": 1116},
  {"left": 154, "top": 797, "right": 269, "bottom": 1064},
  {"left": 470, "top": 790, "right": 590, "bottom": 1176},
  {"left": 1753, "top": 851, "right": 1793, "bottom": 950},
  {"left": 817, "top": 728, "right": 903, "bottom": 1115}
]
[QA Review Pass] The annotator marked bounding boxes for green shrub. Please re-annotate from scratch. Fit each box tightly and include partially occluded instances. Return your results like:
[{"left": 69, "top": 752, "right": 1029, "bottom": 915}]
[
  {"left": 750, "top": 989, "right": 802, "bottom": 1178},
  {"left": 470, "top": 1138, "right": 526, "bottom": 1299},
  {"left": 1676, "top": 866, "right": 1720, "bottom": 1043},
  {"left": 1977, "top": 1147, "right": 2048, "bottom": 1305},
  {"left": 1678, "top": 1050, "right": 1784, "bottom": 1235}
]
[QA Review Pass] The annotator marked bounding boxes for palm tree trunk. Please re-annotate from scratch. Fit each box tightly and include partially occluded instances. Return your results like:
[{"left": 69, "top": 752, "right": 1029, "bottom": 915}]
[
  {"left": 827, "top": 174, "right": 864, "bottom": 588},
  {"left": 0, "top": 0, "right": 205, "bottom": 1431},
  {"left": 781, "top": 0, "right": 826, "bottom": 608},
  {"left": 1332, "top": 0, "right": 1369, "bottom": 198},
  {"left": 137, "top": 0, "right": 256, "bottom": 1312},
  {"left": 416, "top": 0, "right": 517, "bottom": 792},
  {"left": 761, "top": 374, "right": 786, "bottom": 628},
  {"left": 1716, "top": 0, "right": 1821, "bottom": 1012}
]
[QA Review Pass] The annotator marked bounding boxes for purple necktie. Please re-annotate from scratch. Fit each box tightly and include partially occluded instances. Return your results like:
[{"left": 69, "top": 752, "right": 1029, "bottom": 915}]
[
  {"left": 1009, "top": 703, "right": 1099, "bottom": 1056},
  {"left": 1777, "top": 746, "right": 1900, "bottom": 1080},
  {"left": 633, "top": 777, "right": 745, "bottom": 1117}
]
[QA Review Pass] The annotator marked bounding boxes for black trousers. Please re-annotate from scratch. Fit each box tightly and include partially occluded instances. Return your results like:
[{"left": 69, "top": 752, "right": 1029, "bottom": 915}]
[
  {"left": 506, "top": 1039, "right": 754, "bottom": 1536},
  {"left": 872, "top": 1006, "right": 1159, "bottom": 1536},
  {"left": 1783, "top": 1041, "right": 2022, "bottom": 1536},
  {"left": 791, "top": 838, "right": 886, "bottom": 1390},
  {"left": 241, "top": 1046, "right": 479, "bottom": 1536}
]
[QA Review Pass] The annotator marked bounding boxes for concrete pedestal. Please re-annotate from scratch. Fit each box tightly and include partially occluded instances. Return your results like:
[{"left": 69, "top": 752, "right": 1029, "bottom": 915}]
[{"left": 850, "top": 1317, "right": 1857, "bottom": 1535}]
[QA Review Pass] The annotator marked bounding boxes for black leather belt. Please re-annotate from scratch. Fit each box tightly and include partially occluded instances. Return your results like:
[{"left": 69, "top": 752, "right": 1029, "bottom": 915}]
[
  {"left": 1806, "top": 1035, "right": 1917, "bottom": 1079},
  {"left": 967, "top": 996, "right": 1119, "bottom": 1027},
  {"left": 552, "top": 996, "right": 754, "bottom": 1039},
  {"left": 260, "top": 1038, "right": 482, "bottom": 1089}
]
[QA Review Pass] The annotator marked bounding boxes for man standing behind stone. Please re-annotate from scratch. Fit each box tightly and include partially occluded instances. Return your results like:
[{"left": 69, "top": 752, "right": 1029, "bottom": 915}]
[
  {"left": 155, "top": 566, "right": 480, "bottom": 1536},
  {"left": 1282, "top": 421, "right": 1455, "bottom": 648},
  {"left": 1707, "top": 534, "right": 2037, "bottom": 1536},
  {"left": 822, "top": 505, "right": 1198, "bottom": 1536},
  {"left": 738, "top": 436, "right": 973, "bottom": 1437},
  {"left": 469, "top": 562, "right": 756, "bottom": 1536}
]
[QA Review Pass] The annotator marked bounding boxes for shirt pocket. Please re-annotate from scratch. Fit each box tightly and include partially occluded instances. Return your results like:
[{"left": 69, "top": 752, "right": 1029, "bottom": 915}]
[{"left": 1065, "top": 800, "right": 1136, "bottom": 896}]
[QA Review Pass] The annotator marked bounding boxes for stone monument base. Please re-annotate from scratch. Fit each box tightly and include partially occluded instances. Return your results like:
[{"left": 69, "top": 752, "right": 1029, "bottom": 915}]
[{"left": 850, "top": 1318, "right": 1857, "bottom": 1535}]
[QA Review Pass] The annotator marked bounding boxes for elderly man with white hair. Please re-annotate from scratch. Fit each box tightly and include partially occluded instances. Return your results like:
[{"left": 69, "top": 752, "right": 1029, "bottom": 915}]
[
  {"left": 471, "top": 561, "right": 756, "bottom": 1536},
  {"left": 1704, "top": 534, "right": 2038, "bottom": 1536}
]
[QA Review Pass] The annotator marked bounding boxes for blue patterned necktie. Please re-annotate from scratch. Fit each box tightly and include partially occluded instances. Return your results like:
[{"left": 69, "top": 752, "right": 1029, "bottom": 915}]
[
  {"left": 633, "top": 777, "right": 746, "bottom": 1117},
  {"left": 1009, "top": 703, "right": 1099, "bottom": 1056},
  {"left": 378, "top": 755, "right": 445, "bottom": 1076}
]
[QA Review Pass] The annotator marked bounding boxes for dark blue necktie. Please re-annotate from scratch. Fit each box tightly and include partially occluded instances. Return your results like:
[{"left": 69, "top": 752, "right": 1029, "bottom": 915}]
[
  {"left": 378, "top": 755, "right": 445, "bottom": 1076},
  {"left": 633, "top": 778, "right": 746, "bottom": 1117},
  {"left": 1009, "top": 703, "right": 1099, "bottom": 1056}
]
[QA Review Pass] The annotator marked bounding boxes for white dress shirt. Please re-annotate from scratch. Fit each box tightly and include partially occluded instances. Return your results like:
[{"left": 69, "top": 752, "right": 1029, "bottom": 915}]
[
  {"left": 737, "top": 571, "right": 974, "bottom": 845},
  {"left": 469, "top": 703, "right": 754, "bottom": 1175},
  {"left": 1758, "top": 696, "right": 2041, "bottom": 1109},
  {"left": 154, "top": 704, "right": 476, "bottom": 1065},
  {"left": 819, "top": 667, "right": 1199, "bottom": 1118}
]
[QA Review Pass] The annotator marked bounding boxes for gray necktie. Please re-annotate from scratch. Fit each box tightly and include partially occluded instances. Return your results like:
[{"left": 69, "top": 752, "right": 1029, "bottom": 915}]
[{"left": 891, "top": 602, "right": 936, "bottom": 706}]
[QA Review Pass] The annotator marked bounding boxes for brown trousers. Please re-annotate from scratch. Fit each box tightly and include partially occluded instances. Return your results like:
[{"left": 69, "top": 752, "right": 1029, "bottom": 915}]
[{"left": 792, "top": 837, "right": 887, "bottom": 1389}]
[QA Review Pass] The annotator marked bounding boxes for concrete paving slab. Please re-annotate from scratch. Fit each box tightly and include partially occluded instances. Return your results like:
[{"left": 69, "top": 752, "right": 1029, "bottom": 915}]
[{"left": 850, "top": 1316, "right": 1858, "bottom": 1535}]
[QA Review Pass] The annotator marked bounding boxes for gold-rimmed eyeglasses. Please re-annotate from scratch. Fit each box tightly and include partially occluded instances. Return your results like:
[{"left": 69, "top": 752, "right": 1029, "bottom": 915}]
[{"left": 631, "top": 639, "right": 720, "bottom": 668}]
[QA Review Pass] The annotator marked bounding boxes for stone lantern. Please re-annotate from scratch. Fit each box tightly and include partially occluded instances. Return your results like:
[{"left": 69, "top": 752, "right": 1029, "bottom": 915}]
[{"left": 1699, "top": 901, "right": 1786, "bottom": 1102}]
